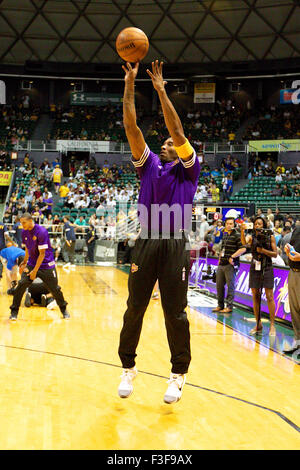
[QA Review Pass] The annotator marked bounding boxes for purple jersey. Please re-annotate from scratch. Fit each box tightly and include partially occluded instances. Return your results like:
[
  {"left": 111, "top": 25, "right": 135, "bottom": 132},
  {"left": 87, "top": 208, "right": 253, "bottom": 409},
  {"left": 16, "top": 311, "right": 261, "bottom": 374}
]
[
  {"left": 22, "top": 224, "right": 55, "bottom": 270},
  {"left": 132, "top": 144, "right": 200, "bottom": 234}
]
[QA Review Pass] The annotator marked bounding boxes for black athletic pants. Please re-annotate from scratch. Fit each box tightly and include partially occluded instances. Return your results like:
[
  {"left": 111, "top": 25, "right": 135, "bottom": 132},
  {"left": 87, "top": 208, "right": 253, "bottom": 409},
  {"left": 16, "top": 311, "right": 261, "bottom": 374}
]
[
  {"left": 87, "top": 241, "right": 95, "bottom": 262},
  {"left": 118, "top": 236, "right": 191, "bottom": 374},
  {"left": 10, "top": 266, "right": 68, "bottom": 316}
]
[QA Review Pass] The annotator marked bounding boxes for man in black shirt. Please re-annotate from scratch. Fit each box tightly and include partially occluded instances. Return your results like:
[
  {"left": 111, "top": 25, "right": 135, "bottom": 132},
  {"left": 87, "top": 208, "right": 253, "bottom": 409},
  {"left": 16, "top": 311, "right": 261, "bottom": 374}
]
[
  {"left": 85, "top": 224, "right": 98, "bottom": 263},
  {"left": 212, "top": 218, "right": 246, "bottom": 313},
  {"left": 62, "top": 216, "right": 76, "bottom": 265},
  {"left": 283, "top": 227, "right": 300, "bottom": 356}
]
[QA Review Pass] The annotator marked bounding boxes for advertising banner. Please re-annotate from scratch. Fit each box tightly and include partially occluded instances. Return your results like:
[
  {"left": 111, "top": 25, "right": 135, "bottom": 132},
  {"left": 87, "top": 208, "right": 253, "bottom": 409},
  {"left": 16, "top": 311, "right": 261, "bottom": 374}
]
[
  {"left": 0, "top": 171, "right": 12, "bottom": 186},
  {"left": 56, "top": 140, "right": 110, "bottom": 152},
  {"left": 70, "top": 92, "right": 122, "bottom": 106},
  {"left": 189, "top": 257, "right": 291, "bottom": 324},
  {"left": 280, "top": 88, "right": 300, "bottom": 104},
  {"left": 249, "top": 139, "right": 300, "bottom": 152},
  {"left": 194, "top": 83, "right": 216, "bottom": 103}
]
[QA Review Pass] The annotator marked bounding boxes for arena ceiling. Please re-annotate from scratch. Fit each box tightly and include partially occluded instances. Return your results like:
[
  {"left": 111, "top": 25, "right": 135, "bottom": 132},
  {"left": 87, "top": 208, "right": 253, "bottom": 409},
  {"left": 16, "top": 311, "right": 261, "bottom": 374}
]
[{"left": 0, "top": 0, "right": 300, "bottom": 75}]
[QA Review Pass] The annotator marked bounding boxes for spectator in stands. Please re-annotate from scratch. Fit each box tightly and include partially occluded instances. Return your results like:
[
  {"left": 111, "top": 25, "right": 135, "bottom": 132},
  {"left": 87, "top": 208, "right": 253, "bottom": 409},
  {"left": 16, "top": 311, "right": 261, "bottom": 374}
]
[
  {"left": 266, "top": 208, "right": 274, "bottom": 224},
  {"left": 52, "top": 164, "right": 63, "bottom": 194},
  {"left": 275, "top": 171, "right": 283, "bottom": 183},
  {"left": 212, "top": 220, "right": 224, "bottom": 254},
  {"left": 274, "top": 208, "right": 284, "bottom": 224},
  {"left": 268, "top": 184, "right": 283, "bottom": 197},
  {"left": 282, "top": 184, "right": 292, "bottom": 197},
  {"left": 275, "top": 164, "right": 285, "bottom": 174},
  {"left": 211, "top": 168, "right": 220, "bottom": 178},
  {"left": 44, "top": 213, "right": 53, "bottom": 233},
  {"left": 24, "top": 153, "right": 30, "bottom": 166},
  {"left": 256, "top": 208, "right": 265, "bottom": 219},
  {"left": 211, "top": 183, "right": 220, "bottom": 203},
  {"left": 106, "top": 216, "right": 116, "bottom": 239},
  {"left": 59, "top": 182, "right": 69, "bottom": 201},
  {"left": 43, "top": 190, "right": 53, "bottom": 217},
  {"left": 273, "top": 219, "right": 283, "bottom": 245},
  {"left": 74, "top": 215, "right": 87, "bottom": 236},
  {"left": 32, "top": 205, "right": 43, "bottom": 223},
  {"left": 223, "top": 173, "right": 233, "bottom": 201}
]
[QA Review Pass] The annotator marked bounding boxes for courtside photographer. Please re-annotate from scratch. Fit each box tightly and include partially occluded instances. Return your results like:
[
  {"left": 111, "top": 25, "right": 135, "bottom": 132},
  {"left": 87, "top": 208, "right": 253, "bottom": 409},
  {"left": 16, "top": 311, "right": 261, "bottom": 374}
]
[
  {"left": 212, "top": 217, "right": 246, "bottom": 314},
  {"left": 241, "top": 216, "right": 277, "bottom": 336}
]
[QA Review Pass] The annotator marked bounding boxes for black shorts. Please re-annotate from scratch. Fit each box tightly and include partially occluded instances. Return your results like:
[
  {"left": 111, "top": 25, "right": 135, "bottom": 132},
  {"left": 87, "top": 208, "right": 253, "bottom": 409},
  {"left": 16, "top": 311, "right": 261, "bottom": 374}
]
[{"left": 249, "top": 264, "right": 274, "bottom": 289}]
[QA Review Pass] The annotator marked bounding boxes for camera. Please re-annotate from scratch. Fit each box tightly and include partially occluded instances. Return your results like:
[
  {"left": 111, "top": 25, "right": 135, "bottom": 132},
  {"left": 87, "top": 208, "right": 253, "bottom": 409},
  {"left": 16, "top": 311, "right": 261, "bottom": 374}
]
[
  {"left": 252, "top": 228, "right": 272, "bottom": 251},
  {"left": 202, "top": 264, "right": 217, "bottom": 283}
]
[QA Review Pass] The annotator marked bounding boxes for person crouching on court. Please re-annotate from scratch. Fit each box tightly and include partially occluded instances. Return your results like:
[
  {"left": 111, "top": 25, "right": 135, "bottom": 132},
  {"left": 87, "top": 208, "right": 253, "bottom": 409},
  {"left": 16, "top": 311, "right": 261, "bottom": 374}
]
[
  {"left": 0, "top": 243, "right": 25, "bottom": 294},
  {"left": 241, "top": 216, "right": 277, "bottom": 336},
  {"left": 118, "top": 60, "right": 200, "bottom": 404},
  {"left": 24, "top": 277, "right": 56, "bottom": 310},
  {"left": 9, "top": 213, "right": 69, "bottom": 321},
  {"left": 212, "top": 217, "right": 246, "bottom": 314}
]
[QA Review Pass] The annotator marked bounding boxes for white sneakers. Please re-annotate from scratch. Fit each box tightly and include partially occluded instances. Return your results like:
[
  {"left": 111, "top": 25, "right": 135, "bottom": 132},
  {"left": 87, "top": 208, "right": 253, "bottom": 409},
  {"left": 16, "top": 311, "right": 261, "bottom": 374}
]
[
  {"left": 118, "top": 366, "right": 138, "bottom": 398},
  {"left": 118, "top": 368, "right": 186, "bottom": 404},
  {"left": 163, "top": 373, "right": 186, "bottom": 404}
]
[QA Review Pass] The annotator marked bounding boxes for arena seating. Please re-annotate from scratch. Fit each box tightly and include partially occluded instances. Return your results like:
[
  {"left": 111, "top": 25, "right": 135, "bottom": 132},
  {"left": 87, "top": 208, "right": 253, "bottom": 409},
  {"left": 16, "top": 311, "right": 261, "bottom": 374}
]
[
  {"left": 0, "top": 105, "right": 40, "bottom": 151},
  {"left": 231, "top": 176, "right": 300, "bottom": 216},
  {"left": 51, "top": 105, "right": 126, "bottom": 142},
  {"left": 243, "top": 104, "right": 300, "bottom": 141}
]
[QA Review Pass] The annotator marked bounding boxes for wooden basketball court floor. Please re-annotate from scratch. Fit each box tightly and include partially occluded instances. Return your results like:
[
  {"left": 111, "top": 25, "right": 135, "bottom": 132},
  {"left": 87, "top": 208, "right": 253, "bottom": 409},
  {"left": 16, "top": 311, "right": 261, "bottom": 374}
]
[{"left": 0, "top": 264, "right": 299, "bottom": 450}]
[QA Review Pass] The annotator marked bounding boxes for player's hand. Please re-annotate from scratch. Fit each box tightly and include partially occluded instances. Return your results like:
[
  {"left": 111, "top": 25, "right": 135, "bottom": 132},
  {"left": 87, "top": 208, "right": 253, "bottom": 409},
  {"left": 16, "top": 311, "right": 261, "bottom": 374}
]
[
  {"left": 28, "top": 270, "right": 37, "bottom": 281},
  {"left": 122, "top": 61, "right": 139, "bottom": 82},
  {"left": 256, "top": 247, "right": 263, "bottom": 253},
  {"left": 146, "top": 60, "right": 167, "bottom": 92},
  {"left": 19, "top": 263, "right": 26, "bottom": 275}
]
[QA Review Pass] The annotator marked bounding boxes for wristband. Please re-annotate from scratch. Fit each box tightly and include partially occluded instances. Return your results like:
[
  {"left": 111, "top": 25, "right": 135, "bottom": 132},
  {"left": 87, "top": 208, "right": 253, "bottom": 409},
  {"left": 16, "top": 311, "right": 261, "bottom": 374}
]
[{"left": 174, "top": 139, "right": 194, "bottom": 159}]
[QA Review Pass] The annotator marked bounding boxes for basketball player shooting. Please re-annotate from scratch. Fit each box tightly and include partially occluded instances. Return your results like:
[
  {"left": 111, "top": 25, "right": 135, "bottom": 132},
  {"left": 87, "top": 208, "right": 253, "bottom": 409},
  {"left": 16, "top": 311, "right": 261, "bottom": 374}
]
[{"left": 118, "top": 60, "right": 200, "bottom": 404}]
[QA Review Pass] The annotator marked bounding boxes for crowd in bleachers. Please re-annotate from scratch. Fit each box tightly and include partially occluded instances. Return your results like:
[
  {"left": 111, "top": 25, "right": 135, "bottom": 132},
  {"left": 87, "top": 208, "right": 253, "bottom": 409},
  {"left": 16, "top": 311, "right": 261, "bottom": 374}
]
[
  {"left": 243, "top": 104, "right": 300, "bottom": 141},
  {"left": 146, "top": 99, "right": 245, "bottom": 153},
  {"left": 3, "top": 154, "right": 140, "bottom": 244},
  {"left": 194, "top": 154, "right": 242, "bottom": 203},
  {"left": 0, "top": 101, "right": 40, "bottom": 151},
  {"left": 49, "top": 103, "right": 142, "bottom": 143}
]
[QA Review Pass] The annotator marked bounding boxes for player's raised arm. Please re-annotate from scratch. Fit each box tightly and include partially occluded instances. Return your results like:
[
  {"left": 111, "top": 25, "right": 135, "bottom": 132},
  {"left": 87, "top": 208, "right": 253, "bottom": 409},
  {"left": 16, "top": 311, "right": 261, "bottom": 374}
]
[
  {"left": 146, "top": 60, "right": 193, "bottom": 161},
  {"left": 122, "top": 62, "right": 146, "bottom": 161}
]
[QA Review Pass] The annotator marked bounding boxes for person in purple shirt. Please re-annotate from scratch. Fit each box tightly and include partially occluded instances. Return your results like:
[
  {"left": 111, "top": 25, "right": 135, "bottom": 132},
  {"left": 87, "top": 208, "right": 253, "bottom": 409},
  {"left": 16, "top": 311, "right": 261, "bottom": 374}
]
[
  {"left": 43, "top": 191, "right": 53, "bottom": 218},
  {"left": 118, "top": 60, "right": 200, "bottom": 405},
  {"left": 9, "top": 213, "right": 69, "bottom": 321}
]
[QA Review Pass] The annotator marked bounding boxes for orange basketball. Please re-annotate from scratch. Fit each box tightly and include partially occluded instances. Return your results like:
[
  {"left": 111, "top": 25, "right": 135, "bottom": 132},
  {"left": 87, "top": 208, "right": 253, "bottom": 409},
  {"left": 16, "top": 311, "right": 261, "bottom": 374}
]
[{"left": 116, "top": 27, "right": 149, "bottom": 62}]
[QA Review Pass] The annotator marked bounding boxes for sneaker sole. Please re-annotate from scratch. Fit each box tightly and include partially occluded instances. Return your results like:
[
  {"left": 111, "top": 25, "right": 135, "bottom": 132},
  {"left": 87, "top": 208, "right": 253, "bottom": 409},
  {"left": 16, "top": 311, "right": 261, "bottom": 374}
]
[
  {"left": 164, "top": 395, "right": 181, "bottom": 404},
  {"left": 118, "top": 390, "right": 133, "bottom": 399}
]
